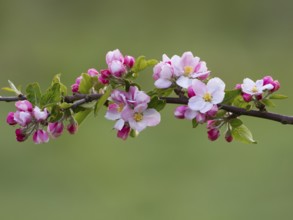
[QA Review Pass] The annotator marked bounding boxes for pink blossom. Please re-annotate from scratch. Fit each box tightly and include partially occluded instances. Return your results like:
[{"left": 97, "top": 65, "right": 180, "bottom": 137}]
[
  {"left": 33, "top": 107, "right": 49, "bottom": 122},
  {"left": 188, "top": 78, "right": 225, "bottom": 113},
  {"left": 48, "top": 122, "right": 64, "bottom": 138},
  {"left": 98, "top": 69, "right": 111, "bottom": 84},
  {"left": 175, "top": 52, "right": 210, "bottom": 89},
  {"left": 33, "top": 129, "right": 49, "bottom": 144},
  {"left": 242, "top": 93, "right": 252, "bottom": 102},
  {"left": 15, "top": 100, "right": 33, "bottom": 112},
  {"left": 7, "top": 112, "right": 17, "bottom": 125},
  {"left": 121, "top": 106, "right": 161, "bottom": 132},
  {"left": 15, "top": 129, "right": 26, "bottom": 142},
  {"left": 153, "top": 60, "right": 174, "bottom": 89},
  {"left": 87, "top": 68, "right": 99, "bottom": 77},
  {"left": 241, "top": 78, "right": 273, "bottom": 96},
  {"left": 263, "top": 76, "right": 280, "bottom": 92},
  {"left": 108, "top": 60, "right": 127, "bottom": 77},
  {"left": 71, "top": 84, "right": 79, "bottom": 93},
  {"left": 67, "top": 122, "right": 78, "bottom": 134},
  {"left": 125, "top": 86, "right": 150, "bottom": 108},
  {"left": 117, "top": 125, "right": 131, "bottom": 140},
  {"left": 124, "top": 56, "right": 135, "bottom": 68},
  {"left": 207, "top": 128, "right": 220, "bottom": 141},
  {"left": 14, "top": 111, "right": 32, "bottom": 127},
  {"left": 106, "top": 49, "right": 124, "bottom": 65},
  {"left": 174, "top": 106, "right": 189, "bottom": 119}
]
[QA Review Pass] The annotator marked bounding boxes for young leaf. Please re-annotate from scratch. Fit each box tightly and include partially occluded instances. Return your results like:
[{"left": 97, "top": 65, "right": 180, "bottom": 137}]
[
  {"left": 261, "top": 99, "right": 276, "bottom": 108},
  {"left": 26, "top": 83, "right": 42, "bottom": 106},
  {"left": 94, "top": 87, "right": 112, "bottom": 116},
  {"left": 74, "top": 109, "right": 92, "bottom": 125},
  {"left": 269, "top": 94, "right": 288, "bottom": 100},
  {"left": 41, "top": 83, "right": 61, "bottom": 107},
  {"left": 148, "top": 96, "right": 166, "bottom": 112},
  {"left": 222, "top": 90, "right": 241, "bottom": 105},
  {"left": 78, "top": 73, "right": 93, "bottom": 94},
  {"left": 192, "top": 119, "right": 198, "bottom": 128},
  {"left": 131, "top": 56, "right": 158, "bottom": 73},
  {"left": 229, "top": 118, "right": 243, "bottom": 128},
  {"left": 52, "top": 74, "right": 67, "bottom": 95},
  {"left": 232, "top": 124, "right": 257, "bottom": 144},
  {"left": 2, "top": 87, "right": 16, "bottom": 93},
  {"left": 8, "top": 80, "right": 22, "bottom": 95},
  {"left": 48, "top": 105, "right": 64, "bottom": 122},
  {"left": 233, "top": 96, "right": 251, "bottom": 110}
]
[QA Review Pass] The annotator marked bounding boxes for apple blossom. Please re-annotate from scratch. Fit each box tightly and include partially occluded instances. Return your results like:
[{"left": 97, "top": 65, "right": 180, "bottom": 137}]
[
  {"left": 48, "top": 122, "right": 64, "bottom": 138},
  {"left": 241, "top": 78, "right": 273, "bottom": 96},
  {"left": 15, "top": 100, "right": 33, "bottom": 112},
  {"left": 33, "top": 106, "right": 49, "bottom": 122},
  {"left": 188, "top": 77, "right": 225, "bottom": 113},
  {"left": 13, "top": 111, "right": 32, "bottom": 127},
  {"left": 33, "top": 129, "right": 49, "bottom": 144},
  {"left": 6, "top": 112, "right": 17, "bottom": 125}
]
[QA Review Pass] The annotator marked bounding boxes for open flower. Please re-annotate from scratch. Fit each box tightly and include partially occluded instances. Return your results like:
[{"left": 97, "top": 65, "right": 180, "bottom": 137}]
[
  {"left": 121, "top": 105, "right": 161, "bottom": 132},
  {"left": 175, "top": 52, "right": 210, "bottom": 89},
  {"left": 241, "top": 78, "right": 273, "bottom": 96},
  {"left": 188, "top": 77, "right": 225, "bottom": 113}
]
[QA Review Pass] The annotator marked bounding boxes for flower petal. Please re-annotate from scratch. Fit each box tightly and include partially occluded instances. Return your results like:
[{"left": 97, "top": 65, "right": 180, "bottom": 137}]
[
  {"left": 176, "top": 76, "right": 192, "bottom": 89},
  {"left": 142, "top": 109, "right": 161, "bottom": 127},
  {"left": 188, "top": 96, "right": 206, "bottom": 111}
]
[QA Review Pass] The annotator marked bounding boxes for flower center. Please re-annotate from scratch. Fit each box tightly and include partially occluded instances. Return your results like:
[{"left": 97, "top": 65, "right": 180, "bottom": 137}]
[
  {"left": 251, "top": 86, "right": 258, "bottom": 93},
  {"left": 133, "top": 112, "right": 143, "bottom": 122},
  {"left": 117, "top": 103, "right": 124, "bottom": 112},
  {"left": 184, "top": 66, "right": 194, "bottom": 76},
  {"left": 203, "top": 93, "right": 212, "bottom": 102}
]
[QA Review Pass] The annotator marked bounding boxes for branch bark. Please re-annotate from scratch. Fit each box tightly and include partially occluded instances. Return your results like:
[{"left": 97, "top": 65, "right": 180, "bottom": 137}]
[{"left": 1, "top": 94, "right": 293, "bottom": 125}]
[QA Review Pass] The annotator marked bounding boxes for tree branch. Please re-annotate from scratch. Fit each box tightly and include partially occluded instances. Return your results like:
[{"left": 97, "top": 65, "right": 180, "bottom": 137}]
[{"left": 1, "top": 94, "right": 293, "bottom": 125}]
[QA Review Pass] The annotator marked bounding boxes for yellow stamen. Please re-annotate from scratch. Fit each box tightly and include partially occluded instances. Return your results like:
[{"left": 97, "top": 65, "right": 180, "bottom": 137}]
[
  {"left": 203, "top": 93, "right": 212, "bottom": 102},
  {"left": 184, "top": 66, "right": 193, "bottom": 76},
  {"left": 133, "top": 112, "right": 143, "bottom": 122},
  {"left": 117, "top": 103, "right": 124, "bottom": 112},
  {"left": 251, "top": 86, "right": 258, "bottom": 93}
]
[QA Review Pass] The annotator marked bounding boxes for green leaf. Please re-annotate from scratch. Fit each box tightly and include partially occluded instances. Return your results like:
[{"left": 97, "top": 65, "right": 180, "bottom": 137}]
[
  {"left": 74, "top": 109, "right": 92, "bottom": 125},
  {"left": 26, "top": 83, "right": 42, "bottom": 106},
  {"left": 131, "top": 56, "right": 158, "bottom": 73},
  {"left": 261, "top": 99, "right": 276, "bottom": 107},
  {"left": 269, "top": 94, "right": 288, "bottom": 100},
  {"left": 148, "top": 96, "right": 166, "bottom": 112},
  {"left": 48, "top": 105, "right": 64, "bottom": 122},
  {"left": 2, "top": 87, "right": 16, "bottom": 93},
  {"left": 41, "top": 83, "right": 61, "bottom": 108},
  {"left": 222, "top": 90, "right": 241, "bottom": 104},
  {"left": 78, "top": 73, "right": 93, "bottom": 94},
  {"left": 233, "top": 96, "right": 252, "bottom": 110},
  {"left": 52, "top": 74, "right": 67, "bottom": 95},
  {"left": 229, "top": 118, "right": 243, "bottom": 128},
  {"left": 192, "top": 119, "right": 198, "bottom": 128},
  {"left": 130, "top": 129, "right": 139, "bottom": 138},
  {"left": 94, "top": 87, "right": 112, "bottom": 116},
  {"left": 232, "top": 125, "right": 257, "bottom": 144},
  {"left": 215, "top": 109, "right": 227, "bottom": 118},
  {"left": 60, "top": 102, "right": 73, "bottom": 109},
  {"left": 147, "top": 88, "right": 174, "bottom": 98},
  {"left": 8, "top": 80, "right": 22, "bottom": 95}
]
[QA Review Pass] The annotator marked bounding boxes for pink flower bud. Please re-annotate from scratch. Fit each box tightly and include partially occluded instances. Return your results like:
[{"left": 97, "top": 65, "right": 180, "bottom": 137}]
[
  {"left": 106, "top": 49, "right": 124, "bottom": 65},
  {"left": 48, "top": 122, "right": 64, "bottom": 138},
  {"left": 33, "top": 107, "right": 49, "bottom": 122},
  {"left": 207, "top": 128, "right": 220, "bottom": 141},
  {"left": 98, "top": 76, "right": 109, "bottom": 85},
  {"left": 109, "top": 60, "right": 127, "bottom": 77},
  {"left": 101, "top": 69, "right": 111, "bottom": 78},
  {"left": 271, "top": 80, "right": 280, "bottom": 92},
  {"left": 123, "top": 55, "right": 135, "bottom": 68},
  {"left": 117, "top": 125, "right": 131, "bottom": 140},
  {"left": 88, "top": 68, "right": 99, "bottom": 77},
  {"left": 256, "top": 94, "right": 262, "bottom": 100},
  {"left": 14, "top": 111, "right": 32, "bottom": 127},
  {"left": 187, "top": 86, "right": 196, "bottom": 98},
  {"left": 33, "top": 129, "right": 49, "bottom": 144},
  {"left": 263, "top": 76, "right": 274, "bottom": 85},
  {"left": 15, "top": 100, "right": 33, "bottom": 112},
  {"left": 206, "top": 105, "right": 218, "bottom": 118},
  {"left": 15, "top": 128, "right": 26, "bottom": 142},
  {"left": 75, "top": 76, "right": 82, "bottom": 84},
  {"left": 67, "top": 122, "right": 78, "bottom": 134},
  {"left": 207, "top": 120, "right": 217, "bottom": 130},
  {"left": 196, "top": 113, "right": 206, "bottom": 124},
  {"left": 225, "top": 134, "right": 233, "bottom": 143},
  {"left": 71, "top": 84, "right": 79, "bottom": 93},
  {"left": 7, "top": 112, "right": 17, "bottom": 125},
  {"left": 242, "top": 93, "right": 252, "bottom": 102},
  {"left": 235, "top": 84, "right": 242, "bottom": 90},
  {"left": 174, "top": 106, "right": 188, "bottom": 119}
]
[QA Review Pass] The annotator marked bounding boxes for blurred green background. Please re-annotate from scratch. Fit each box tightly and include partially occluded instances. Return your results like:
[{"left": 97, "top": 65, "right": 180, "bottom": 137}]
[{"left": 1, "top": 0, "right": 293, "bottom": 219}]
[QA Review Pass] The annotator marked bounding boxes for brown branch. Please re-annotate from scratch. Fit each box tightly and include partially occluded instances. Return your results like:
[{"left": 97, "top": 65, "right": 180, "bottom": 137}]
[{"left": 1, "top": 94, "right": 293, "bottom": 125}]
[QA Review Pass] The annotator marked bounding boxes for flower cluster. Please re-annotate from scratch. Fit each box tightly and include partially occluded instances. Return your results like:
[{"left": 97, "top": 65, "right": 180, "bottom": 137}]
[
  {"left": 236, "top": 76, "right": 280, "bottom": 102},
  {"left": 6, "top": 100, "right": 78, "bottom": 144},
  {"left": 153, "top": 52, "right": 210, "bottom": 89},
  {"left": 105, "top": 86, "right": 161, "bottom": 140}
]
